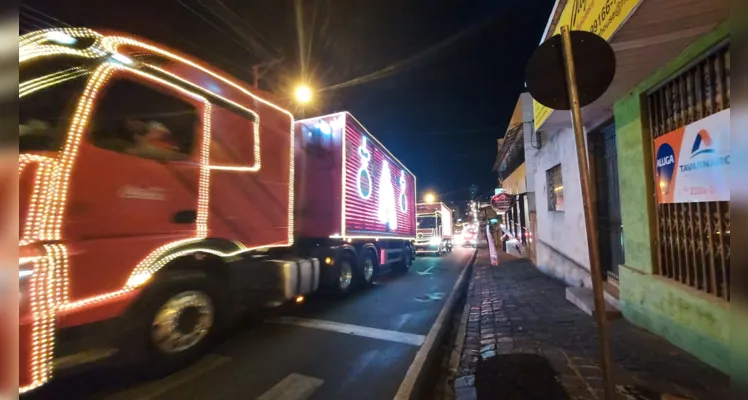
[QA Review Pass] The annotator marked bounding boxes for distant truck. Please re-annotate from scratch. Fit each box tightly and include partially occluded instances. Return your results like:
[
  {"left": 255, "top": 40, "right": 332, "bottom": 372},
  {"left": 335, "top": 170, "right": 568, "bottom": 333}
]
[
  {"left": 18, "top": 28, "right": 416, "bottom": 393},
  {"left": 414, "top": 202, "right": 453, "bottom": 255}
]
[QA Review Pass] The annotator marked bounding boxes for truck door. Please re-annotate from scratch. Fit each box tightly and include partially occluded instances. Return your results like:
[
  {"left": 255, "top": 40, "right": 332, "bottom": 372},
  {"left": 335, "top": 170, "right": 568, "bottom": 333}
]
[{"left": 63, "top": 72, "right": 205, "bottom": 305}]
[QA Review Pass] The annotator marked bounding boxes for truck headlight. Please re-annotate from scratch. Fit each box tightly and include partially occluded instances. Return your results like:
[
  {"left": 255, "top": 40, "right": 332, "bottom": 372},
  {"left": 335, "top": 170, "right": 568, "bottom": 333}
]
[{"left": 430, "top": 237, "right": 441, "bottom": 245}]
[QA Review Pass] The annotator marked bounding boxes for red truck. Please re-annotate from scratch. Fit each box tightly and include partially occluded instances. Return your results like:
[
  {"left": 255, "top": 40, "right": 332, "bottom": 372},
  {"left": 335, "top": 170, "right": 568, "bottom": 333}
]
[
  {"left": 414, "top": 202, "right": 453, "bottom": 255},
  {"left": 18, "top": 28, "right": 416, "bottom": 393}
]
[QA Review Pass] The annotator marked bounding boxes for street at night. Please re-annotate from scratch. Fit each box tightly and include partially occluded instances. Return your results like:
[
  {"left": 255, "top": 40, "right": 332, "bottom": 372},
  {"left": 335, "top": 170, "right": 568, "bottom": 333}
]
[
  {"left": 25, "top": 250, "right": 474, "bottom": 400},
  {"left": 9, "top": 0, "right": 735, "bottom": 399}
]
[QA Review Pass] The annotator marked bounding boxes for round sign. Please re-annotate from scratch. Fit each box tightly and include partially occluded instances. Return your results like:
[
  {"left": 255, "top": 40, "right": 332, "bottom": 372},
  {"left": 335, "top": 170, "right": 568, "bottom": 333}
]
[
  {"left": 525, "top": 30, "right": 616, "bottom": 110},
  {"left": 490, "top": 193, "right": 515, "bottom": 213}
]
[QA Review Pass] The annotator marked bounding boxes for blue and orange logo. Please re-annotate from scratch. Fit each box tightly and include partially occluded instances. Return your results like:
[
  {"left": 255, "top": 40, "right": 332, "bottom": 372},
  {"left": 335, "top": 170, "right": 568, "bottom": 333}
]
[
  {"left": 655, "top": 143, "right": 675, "bottom": 196},
  {"left": 690, "top": 129, "right": 714, "bottom": 158}
]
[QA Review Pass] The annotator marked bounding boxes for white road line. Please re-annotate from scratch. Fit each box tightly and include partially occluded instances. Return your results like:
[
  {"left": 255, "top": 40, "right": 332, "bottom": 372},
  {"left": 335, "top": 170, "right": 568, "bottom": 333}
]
[
  {"left": 393, "top": 249, "right": 476, "bottom": 400},
  {"left": 256, "top": 373, "right": 324, "bottom": 400},
  {"left": 415, "top": 264, "right": 436, "bottom": 276},
  {"left": 268, "top": 317, "right": 426, "bottom": 346},
  {"left": 103, "top": 354, "right": 231, "bottom": 400}
]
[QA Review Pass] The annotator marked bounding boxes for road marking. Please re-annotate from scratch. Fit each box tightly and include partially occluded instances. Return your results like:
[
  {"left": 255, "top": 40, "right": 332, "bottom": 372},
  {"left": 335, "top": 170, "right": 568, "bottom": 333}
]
[
  {"left": 394, "top": 249, "right": 477, "bottom": 400},
  {"left": 413, "top": 292, "right": 445, "bottom": 302},
  {"left": 103, "top": 354, "right": 231, "bottom": 400},
  {"left": 415, "top": 265, "right": 436, "bottom": 276},
  {"left": 256, "top": 373, "right": 324, "bottom": 400},
  {"left": 268, "top": 316, "right": 425, "bottom": 346}
]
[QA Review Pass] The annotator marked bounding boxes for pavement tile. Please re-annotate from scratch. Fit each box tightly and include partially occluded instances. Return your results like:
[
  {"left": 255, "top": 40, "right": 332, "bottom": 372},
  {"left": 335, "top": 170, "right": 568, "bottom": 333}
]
[{"left": 452, "top": 248, "right": 729, "bottom": 399}]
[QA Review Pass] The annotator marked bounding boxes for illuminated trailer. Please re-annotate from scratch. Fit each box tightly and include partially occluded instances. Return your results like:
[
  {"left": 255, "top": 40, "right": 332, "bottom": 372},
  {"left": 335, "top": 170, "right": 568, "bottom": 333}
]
[
  {"left": 17, "top": 28, "right": 415, "bottom": 394},
  {"left": 294, "top": 112, "right": 417, "bottom": 241}
]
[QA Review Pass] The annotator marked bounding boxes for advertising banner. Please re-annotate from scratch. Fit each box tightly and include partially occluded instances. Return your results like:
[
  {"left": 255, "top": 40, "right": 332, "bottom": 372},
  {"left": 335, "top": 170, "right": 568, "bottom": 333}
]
[
  {"left": 533, "top": 0, "right": 645, "bottom": 129},
  {"left": 654, "top": 109, "right": 730, "bottom": 204},
  {"left": 344, "top": 117, "right": 417, "bottom": 237}
]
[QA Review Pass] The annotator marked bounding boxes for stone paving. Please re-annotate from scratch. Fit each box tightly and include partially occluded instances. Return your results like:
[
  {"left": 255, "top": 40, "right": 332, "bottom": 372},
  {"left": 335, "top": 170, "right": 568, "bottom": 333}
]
[{"left": 453, "top": 249, "right": 729, "bottom": 400}]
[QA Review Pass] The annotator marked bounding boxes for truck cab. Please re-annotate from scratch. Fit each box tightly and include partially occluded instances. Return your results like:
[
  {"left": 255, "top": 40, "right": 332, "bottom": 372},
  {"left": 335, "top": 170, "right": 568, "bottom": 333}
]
[
  {"left": 18, "top": 28, "right": 306, "bottom": 393},
  {"left": 414, "top": 202, "right": 453, "bottom": 256}
]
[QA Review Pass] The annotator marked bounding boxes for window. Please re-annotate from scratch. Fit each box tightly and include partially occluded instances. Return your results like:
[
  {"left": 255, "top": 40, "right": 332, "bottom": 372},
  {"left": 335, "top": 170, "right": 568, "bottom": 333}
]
[
  {"left": 546, "top": 164, "right": 563, "bottom": 211},
  {"left": 90, "top": 76, "right": 199, "bottom": 162},
  {"left": 209, "top": 105, "right": 259, "bottom": 168},
  {"left": 417, "top": 215, "right": 438, "bottom": 229},
  {"left": 19, "top": 56, "right": 92, "bottom": 152}
]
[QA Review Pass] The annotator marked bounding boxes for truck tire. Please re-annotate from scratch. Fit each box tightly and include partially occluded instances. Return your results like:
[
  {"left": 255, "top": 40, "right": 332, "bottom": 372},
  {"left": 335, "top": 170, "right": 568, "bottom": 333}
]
[
  {"left": 332, "top": 252, "right": 357, "bottom": 296},
  {"left": 130, "top": 273, "right": 224, "bottom": 377},
  {"left": 359, "top": 249, "right": 377, "bottom": 287},
  {"left": 392, "top": 246, "right": 411, "bottom": 273}
]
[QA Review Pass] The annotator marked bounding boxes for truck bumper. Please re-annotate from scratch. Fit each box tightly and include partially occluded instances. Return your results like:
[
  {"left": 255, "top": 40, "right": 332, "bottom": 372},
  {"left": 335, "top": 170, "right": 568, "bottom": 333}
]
[
  {"left": 415, "top": 243, "right": 440, "bottom": 253},
  {"left": 19, "top": 290, "right": 141, "bottom": 393}
]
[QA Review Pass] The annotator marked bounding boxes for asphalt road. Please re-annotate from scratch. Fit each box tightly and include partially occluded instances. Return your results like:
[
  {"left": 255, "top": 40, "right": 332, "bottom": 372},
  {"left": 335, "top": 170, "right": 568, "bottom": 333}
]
[{"left": 25, "top": 247, "right": 475, "bottom": 400}]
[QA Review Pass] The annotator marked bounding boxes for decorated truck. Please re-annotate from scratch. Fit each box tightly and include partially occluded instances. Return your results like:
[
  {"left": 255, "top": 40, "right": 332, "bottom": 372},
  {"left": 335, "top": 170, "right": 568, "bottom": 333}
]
[
  {"left": 18, "top": 28, "right": 416, "bottom": 393},
  {"left": 414, "top": 202, "right": 453, "bottom": 255}
]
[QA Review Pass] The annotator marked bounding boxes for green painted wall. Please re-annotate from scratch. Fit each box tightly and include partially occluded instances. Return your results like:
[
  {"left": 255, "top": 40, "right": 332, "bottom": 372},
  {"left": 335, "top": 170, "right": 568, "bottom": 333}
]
[
  {"left": 613, "top": 21, "right": 730, "bottom": 373},
  {"left": 620, "top": 267, "right": 729, "bottom": 371}
]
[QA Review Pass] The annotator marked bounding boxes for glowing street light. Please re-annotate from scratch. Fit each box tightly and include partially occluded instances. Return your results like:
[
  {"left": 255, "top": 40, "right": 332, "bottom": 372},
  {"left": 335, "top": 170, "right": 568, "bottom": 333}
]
[
  {"left": 294, "top": 84, "right": 313, "bottom": 104},
  {"left": 424, "top": 193, "right": 436, "bottom": 204}
]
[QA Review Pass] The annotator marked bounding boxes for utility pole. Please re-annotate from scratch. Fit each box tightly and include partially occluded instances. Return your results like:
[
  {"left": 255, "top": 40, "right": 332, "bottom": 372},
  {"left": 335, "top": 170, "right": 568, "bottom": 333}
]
[
  {"left": 252, "top": 65, "right": 260, "bottom": 88},
  {"left": 560, "top": 26, "right": 615, "bottom": 399},
  {"left": 250, "top": 58, "right": 284, "bottom": 90}
]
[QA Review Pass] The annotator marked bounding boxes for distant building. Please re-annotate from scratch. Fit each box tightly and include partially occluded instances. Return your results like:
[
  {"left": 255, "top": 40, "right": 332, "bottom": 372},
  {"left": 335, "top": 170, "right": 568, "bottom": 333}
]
[{"left": 494, "top": 93, "right": 535, "bottom": 262}]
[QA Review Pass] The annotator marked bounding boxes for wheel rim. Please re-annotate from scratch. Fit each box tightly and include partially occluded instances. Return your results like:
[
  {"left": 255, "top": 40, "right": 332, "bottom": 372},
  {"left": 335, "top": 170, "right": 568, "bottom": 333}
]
[
  {"left": 339, "top": 261, "right": 353, "bottom": 290},
  {"left": 151, "top": 290, "right": 214, "bottom": 354},
  {"left": 363, "top": 258, "right": 375, "bottom": 281}
]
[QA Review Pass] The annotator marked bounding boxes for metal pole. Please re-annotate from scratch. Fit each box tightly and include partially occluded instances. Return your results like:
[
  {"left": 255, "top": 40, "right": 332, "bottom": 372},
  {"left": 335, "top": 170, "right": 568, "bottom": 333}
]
[
  {"left": 252, "top": 65, "right": 260, "bottom": 88},
  {"left": 560, "top": 25, "right": 615, "bottom": 399}
]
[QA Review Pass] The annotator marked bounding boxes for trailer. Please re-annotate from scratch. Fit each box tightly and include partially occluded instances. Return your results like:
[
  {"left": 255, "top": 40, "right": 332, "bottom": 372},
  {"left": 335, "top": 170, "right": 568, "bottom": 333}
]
[
  {"left": 17, "top": 28, "right": 415, "bottom": 393},
  {"left": 414, "top": 202, "right": 453, "bottom": 255}
]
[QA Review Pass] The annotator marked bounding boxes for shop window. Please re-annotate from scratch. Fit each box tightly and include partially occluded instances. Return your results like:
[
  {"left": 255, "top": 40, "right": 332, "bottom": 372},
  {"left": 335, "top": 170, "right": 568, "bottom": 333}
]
[
  {"left": 646, "top": 42, "right": 730, "bottom": 300},
  {"left": 546, "top": 164, "right": 563, "bottom": 211},
  {"left": 89, "top": 77, "right": 198, "bottom": 162}
]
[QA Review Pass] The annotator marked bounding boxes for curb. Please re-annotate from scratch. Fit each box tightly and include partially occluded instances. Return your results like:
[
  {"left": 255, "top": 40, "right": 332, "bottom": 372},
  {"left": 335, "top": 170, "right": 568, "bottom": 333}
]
[
  {"left": 393, "top": 249, "right": 478, "bottom": 400},
  {"left": 450, "top": 273, "right": 476, "bottom": 400}
]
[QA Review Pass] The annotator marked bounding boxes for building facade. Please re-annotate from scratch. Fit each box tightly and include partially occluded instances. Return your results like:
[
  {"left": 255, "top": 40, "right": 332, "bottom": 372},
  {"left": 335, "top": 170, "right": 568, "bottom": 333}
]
[
  {"left": 495, "top": 93, "right": 536, "bottom": 261},
  {"left": 528, "top": 0, "right": 730, "bottom": 372}
]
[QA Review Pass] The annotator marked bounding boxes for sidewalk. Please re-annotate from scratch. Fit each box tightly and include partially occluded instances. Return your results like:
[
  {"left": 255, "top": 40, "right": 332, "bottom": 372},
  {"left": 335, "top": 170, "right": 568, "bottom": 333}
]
[{"left": 452, "top": 249, "right": 729, "bottom": 400}]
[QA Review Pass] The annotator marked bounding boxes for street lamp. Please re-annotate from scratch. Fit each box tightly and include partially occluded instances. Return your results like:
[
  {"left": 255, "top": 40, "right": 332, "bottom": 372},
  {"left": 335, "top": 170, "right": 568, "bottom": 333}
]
[
  {"left": 294, "top": 84, "right": 313, "bottom": 104},
  {"left": 424, "top": 193, "right": 436, "bottom": 204}
]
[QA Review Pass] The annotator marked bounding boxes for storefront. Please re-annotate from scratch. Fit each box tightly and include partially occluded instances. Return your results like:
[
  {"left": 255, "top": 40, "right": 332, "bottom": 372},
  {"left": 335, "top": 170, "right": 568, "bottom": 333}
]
[{"left": 614, "top": 22, "right": 730, "bottom": 373}]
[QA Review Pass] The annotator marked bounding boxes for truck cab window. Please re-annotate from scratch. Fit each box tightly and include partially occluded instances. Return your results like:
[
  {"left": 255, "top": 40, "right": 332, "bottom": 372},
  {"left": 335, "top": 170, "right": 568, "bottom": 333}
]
[
  {"left": 19, "top": 64, "right": 89, "bottom": 153},
  {"left": 90, "top": 77, "right": 198, "bottom": 162}
]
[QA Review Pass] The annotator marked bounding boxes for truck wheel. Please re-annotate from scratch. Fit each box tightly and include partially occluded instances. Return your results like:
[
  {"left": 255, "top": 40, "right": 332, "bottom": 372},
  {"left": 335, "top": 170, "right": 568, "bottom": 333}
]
[
  {"left": 334, "top": 253, "right": 357, "bottom": 295},
  {"left": 393, "top": 247, "right": 411, "bottom": 273},
  {"left": 359, "top": 250, "right": 377, "bottom": 287},
  {"left": 133, "top": 275, "right": 223, "bottom": 376}
]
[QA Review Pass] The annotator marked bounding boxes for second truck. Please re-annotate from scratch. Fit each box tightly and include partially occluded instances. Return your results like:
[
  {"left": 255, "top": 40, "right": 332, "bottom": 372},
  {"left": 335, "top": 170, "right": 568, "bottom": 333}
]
[{"left": 414, "top": 202, "right": 453, "bottom": 255}]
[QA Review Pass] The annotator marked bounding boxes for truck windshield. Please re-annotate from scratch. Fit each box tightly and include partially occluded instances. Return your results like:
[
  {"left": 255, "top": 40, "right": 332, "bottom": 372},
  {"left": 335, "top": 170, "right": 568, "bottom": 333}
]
[
  {"left": 417, "top": 215, "right": 439, "bottom": 229},
  {"left": 19, "top": 55, "right": 93, "bottom": 153}
]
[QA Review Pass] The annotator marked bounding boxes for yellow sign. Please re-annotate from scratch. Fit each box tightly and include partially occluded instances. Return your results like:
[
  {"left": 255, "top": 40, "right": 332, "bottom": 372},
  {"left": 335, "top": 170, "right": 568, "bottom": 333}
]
[{"left": 533, "top": 0, "right": 644, "bottom": 129}]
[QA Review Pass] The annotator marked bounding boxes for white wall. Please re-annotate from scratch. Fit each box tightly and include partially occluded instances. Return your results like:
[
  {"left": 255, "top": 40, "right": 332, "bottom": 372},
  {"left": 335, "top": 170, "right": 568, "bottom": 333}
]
[
  {"left": 533, "top": 126, "right": 592, "bottom": 287},
  {"left": 520, "top": 93, "right": 537, "bottom": 213}
]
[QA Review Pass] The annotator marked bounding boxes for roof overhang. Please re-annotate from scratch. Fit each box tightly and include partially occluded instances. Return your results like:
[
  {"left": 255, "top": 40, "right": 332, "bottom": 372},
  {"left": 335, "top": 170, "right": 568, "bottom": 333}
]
[{"left": 535, "top": 0, "right": 729, "bottom": 132}]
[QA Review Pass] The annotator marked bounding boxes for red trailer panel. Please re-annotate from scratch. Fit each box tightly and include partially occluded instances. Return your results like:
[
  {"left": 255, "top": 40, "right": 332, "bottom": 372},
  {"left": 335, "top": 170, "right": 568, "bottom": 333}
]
[{"left": 294, "top": 113, "right": 416, "bottom": 239}]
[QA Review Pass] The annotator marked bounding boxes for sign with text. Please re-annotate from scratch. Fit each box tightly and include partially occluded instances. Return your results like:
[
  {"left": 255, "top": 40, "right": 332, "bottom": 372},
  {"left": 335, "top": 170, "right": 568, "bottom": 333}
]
[
  {"left": 654, "top": 109, "right": 730, "bottom": 204},
  {"left": 532, "top": 0, "right": 645, "bottom": 128},
  {"left": 490, "top": 193, "right": 515, "bottom": 213}
]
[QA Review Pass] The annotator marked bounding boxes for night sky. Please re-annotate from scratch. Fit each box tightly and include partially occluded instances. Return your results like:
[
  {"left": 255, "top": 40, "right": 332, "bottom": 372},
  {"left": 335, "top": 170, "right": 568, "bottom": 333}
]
[{"left": 21, "top": 0, "right": 555, "bottom": 201}]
